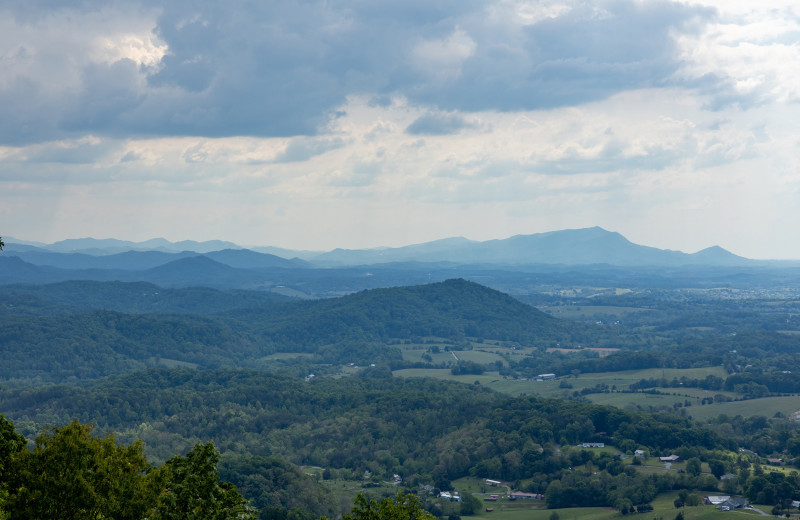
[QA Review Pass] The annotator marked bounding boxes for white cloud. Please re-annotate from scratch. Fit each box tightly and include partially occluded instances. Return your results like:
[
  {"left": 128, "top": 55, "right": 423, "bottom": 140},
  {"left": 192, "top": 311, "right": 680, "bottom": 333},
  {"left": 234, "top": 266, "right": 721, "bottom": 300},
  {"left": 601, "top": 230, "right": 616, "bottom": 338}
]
[
  {"left": 677, "top": 1, "right": 800, "bottom": 106},
  {"left": 412, "top": 28, "right": 477, "bottom": 83}
]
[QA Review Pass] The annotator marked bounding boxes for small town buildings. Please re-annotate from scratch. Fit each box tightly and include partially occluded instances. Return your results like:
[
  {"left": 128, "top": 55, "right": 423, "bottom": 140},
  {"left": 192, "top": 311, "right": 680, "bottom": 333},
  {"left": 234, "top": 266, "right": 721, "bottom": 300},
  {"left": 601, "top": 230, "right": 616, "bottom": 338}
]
[
  {"left": 580, "top": 442, "right": 605, "bottom": 448},
  {"left": 716, "top": 498, "right": 748, "bottom": 510},
  {"left": 705, "top": 496, "right": 747, "bottom": 510},
  {"left": 510, "top": 492, "right": 543, "bottom": 500}
]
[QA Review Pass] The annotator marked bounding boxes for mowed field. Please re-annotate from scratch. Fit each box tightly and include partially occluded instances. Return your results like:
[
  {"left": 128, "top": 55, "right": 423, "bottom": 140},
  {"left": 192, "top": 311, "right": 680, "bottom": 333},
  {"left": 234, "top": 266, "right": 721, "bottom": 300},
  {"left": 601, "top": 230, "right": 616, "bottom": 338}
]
[
  {"left": 394, "top": 367, "right": 727, "bottom": 396},
  {"left": 398, "top": 342, "right": 512, "bottom": 366},
  {"left": 685, "top": 395, "right": 800, "bottom": 421},
  {"left": 393, "top": 365, "right": 800, "bottom": 419}
]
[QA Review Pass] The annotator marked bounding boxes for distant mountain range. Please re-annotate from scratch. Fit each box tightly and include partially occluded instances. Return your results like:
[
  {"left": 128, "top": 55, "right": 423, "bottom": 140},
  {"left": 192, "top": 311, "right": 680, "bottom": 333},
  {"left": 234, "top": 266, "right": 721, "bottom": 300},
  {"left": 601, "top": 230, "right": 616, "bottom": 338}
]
[
  {"left": 3, "top": 227, "right": 793, "bottom": 293},
  {"left": 4, "top": 227, "right": 754, "bottom": 267},
  {"left": 308, "top": 227, "right": 753, "bottom": 267},
  {"left": 4, "top": 237, "right": 243, "bottom": 254}
]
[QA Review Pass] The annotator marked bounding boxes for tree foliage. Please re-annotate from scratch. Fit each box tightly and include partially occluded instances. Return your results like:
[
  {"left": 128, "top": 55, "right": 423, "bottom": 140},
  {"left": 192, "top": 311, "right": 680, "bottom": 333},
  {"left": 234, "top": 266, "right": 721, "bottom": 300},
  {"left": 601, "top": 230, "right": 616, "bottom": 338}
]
[
  {"left": 148, "top": 441, "right": 255, "bottom": 520},
  {"left": 6, "top": 420, "right": 154, "bottom": 520},
  {"left": 342, "top": 492, "right": 436, "bottom": 520},
  {"left": 0, "top": 417, "right": 253, "bottom": 520}
]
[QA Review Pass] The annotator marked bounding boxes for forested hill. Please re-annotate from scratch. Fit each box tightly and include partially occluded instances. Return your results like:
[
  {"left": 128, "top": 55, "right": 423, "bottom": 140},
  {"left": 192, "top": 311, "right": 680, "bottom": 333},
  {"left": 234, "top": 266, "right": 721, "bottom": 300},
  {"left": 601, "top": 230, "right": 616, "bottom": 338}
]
[
  {"left": 0, "top": 279, "right": 585, "bottom": 383},
  {"left": 0, "top": 280, "right": 291, "bottom": 315},
  {"left": 229, "top": 278, "right": 577, "bottom": 350}
]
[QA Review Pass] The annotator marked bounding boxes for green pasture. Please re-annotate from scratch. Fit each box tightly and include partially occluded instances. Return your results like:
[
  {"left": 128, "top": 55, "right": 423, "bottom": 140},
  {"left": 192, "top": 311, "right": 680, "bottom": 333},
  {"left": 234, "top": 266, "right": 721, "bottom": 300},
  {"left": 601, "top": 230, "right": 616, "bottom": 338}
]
[
  {"left": 568, "top": 367, "right": 728, "bottom": 386},
  {"left": 455, "top": 350, "right": 509, "bottom": 365},
  {"left": 686, "top": 395, "right": 800, "bottom": 421},
  {"left": 394, "top": 368, "right": 507, "bottom": 387},
  {"left": 515, "top": 367, "right": 727, "bottom": 398},
  {"left": 662, "top": 388, "right": 738, "bottom": 400},
  {"left": 393, "top": 365, "right": 798, "bottom": 421},
  {"left": 587, "top": 387, "right": 741, "bottom": 412},
  {"left": 587, "top": 392, "right": 692, "bottom": 410},
  {"left": 399, "top": 345, "right": 509, "bottom": 366},
  {"left": 393, "top": 367, "right": 735, "bottom": 404}
]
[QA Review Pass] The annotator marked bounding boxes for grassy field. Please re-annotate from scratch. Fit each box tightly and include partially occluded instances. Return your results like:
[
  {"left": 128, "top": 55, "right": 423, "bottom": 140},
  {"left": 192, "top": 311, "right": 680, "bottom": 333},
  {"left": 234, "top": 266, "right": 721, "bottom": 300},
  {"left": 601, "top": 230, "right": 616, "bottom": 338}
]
[
  {"left": 398, "top": 345, "right": 509, "bottom": 366},
  {"left": 395, "top": 367, "right": 728, "bottom": 395},
  {"left": 568, "top": 367, "right": 729, "bottom": 387},
  {"left": 392, "top": 366, "right": 799, "bottom": 419},
  {"left": 685, "top": 395, "right": 800, "bottom": 421}
]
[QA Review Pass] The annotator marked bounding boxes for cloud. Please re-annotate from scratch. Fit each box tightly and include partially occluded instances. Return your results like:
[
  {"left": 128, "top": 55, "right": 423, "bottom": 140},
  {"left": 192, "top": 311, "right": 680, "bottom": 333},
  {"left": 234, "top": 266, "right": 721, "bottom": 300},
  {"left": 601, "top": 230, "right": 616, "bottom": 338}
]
[
  {"left": 272, "top": 137, "right": 346, "bottom": 163},
  {"left": 0, "top": 0, "right": 718, "bottom": 144},
  {"left": 673, "top": 3, "right": 800, "bottom": 109},
  {"left": 411, "top": 28, "right": 477, "bottom": 83},
  {"left": 406, "top": 112, "right": 478, "bottom": 135},
  {"left": 18, "top": 138, "right": 123, "bottom": 165}
]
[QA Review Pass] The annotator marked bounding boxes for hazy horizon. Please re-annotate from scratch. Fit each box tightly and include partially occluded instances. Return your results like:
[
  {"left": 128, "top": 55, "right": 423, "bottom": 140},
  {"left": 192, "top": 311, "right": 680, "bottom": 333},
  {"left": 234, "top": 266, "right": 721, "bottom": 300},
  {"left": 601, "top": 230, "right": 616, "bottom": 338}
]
[
  {"left": 2, "top": 226, "right": 783, "bottom": 261},
  {"left": 2, "top": 1, "right": 799, "bottom": 259}
]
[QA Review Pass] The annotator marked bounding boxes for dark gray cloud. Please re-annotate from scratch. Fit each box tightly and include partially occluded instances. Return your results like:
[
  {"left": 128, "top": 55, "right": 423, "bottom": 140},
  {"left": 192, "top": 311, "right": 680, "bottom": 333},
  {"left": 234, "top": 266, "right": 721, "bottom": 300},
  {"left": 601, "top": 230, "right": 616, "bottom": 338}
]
[
  {"left": 272, "top": 137, "right": 347, "bottom": 163},
  {"left": 406, "top": 112, "right": 476, "bottom": 135},
  {"left": 418, "top": 1, "right": 714, "bottom": 111},
  {"left": 1, "top": 0, "right": 715, "bottom": 144}
]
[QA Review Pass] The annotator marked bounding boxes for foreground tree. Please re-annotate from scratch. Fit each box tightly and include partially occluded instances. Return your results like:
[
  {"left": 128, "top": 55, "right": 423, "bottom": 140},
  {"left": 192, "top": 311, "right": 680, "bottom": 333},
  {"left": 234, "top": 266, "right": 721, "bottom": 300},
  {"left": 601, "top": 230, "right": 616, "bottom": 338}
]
[
  {"left": 147, "top": 441, "right": 256, "bottom": 520},
  {"left": 0, "top": 415, "right": 26, "bottom": 519},
  {"left": 6, "top": 420, "right": 155, "bottom": 520},
  {"left": 342, "top": 492, "right": 436, "bottom": 520},
  {"left": 3, "top": 419, "right": 254, "bottom": 520}
]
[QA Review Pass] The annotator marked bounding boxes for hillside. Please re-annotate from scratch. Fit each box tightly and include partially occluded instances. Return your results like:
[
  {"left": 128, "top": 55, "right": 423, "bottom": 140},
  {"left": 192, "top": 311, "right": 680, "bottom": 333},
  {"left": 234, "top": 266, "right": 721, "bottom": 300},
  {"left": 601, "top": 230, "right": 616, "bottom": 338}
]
[
  {"left": 0, "top": 279, "right": 582, "bottom": 383},
  {"left": 0, "top": 368, "right": 725, "bottom": 489},
  {"left": 232, "top": 278, "right": 574, "bottom": 351},
  {"left": 0, "top": 280, "right": 290, "bottom": 315}
]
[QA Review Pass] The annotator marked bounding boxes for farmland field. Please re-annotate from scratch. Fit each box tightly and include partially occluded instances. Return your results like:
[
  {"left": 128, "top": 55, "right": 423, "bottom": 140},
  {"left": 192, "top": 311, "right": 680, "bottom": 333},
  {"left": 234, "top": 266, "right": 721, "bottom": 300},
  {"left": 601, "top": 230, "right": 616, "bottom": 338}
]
[{"left": 685, "top": 395, "right": 800, "bottom": 421}]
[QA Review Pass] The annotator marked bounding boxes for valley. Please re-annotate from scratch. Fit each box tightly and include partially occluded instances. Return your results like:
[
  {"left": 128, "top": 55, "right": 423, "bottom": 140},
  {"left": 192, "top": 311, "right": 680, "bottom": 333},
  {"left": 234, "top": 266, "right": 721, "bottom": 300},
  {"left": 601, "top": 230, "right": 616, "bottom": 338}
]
[{"left": 2, "top": 232, "right": 800, "bottom": 519}]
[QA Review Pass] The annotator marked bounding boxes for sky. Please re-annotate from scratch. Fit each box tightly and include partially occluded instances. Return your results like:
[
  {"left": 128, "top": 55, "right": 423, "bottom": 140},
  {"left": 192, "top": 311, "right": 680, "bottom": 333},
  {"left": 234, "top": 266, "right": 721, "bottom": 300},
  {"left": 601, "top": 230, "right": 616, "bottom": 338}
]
[{"left": 1, "top": 1, "right": 799, "bottom": 259}]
